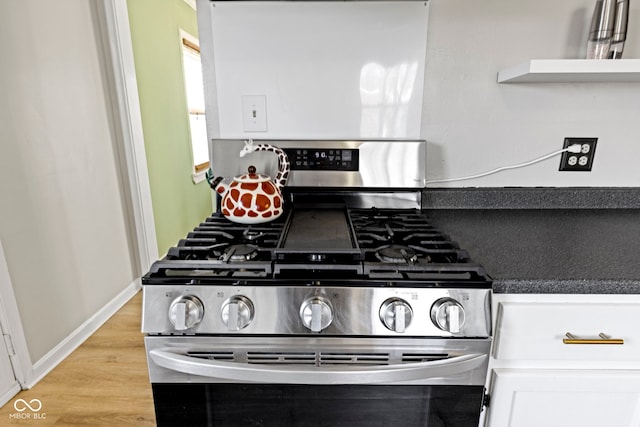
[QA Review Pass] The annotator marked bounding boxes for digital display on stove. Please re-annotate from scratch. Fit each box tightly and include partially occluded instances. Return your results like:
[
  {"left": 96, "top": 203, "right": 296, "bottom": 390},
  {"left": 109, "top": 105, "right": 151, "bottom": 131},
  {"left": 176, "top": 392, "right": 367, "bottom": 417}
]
[{"left": 284, "top": 148, "right": 359, "bottom": 171}]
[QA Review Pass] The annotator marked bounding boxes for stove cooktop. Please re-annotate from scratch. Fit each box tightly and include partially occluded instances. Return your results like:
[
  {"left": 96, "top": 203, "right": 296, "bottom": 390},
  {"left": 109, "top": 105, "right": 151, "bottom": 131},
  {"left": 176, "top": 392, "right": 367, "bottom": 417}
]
[
  {"left": 145, "top": 208, "right": 490, "bottom": 285},
  {"left": 142, "top": 206, "right": 492, "bottom": 337}
]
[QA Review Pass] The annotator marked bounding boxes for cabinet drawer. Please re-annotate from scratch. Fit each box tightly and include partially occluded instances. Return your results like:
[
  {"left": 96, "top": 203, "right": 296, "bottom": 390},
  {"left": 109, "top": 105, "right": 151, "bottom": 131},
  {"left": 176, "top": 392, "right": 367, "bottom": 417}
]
[{"left": 493, "top": 299, "right": 640, "bottom": 361}]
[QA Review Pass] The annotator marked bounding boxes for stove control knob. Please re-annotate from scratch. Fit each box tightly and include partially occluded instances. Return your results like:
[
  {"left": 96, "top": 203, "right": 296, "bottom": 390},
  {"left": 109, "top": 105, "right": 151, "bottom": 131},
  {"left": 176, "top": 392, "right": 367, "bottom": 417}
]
[
  {"left": 300, "top": 297, "right": 333, "bottom": 332},
  {"left": 221, "top": 295, "right": 255, "bottom": 331},
  {"left": 431, "top": 298, "right": 465, "bottom": 333},
  {"left": 380, "top": 298, "right": 413, "bottom": 333},
  {"left": 169, "top": 295, "right": 204, "bottom": 331}
]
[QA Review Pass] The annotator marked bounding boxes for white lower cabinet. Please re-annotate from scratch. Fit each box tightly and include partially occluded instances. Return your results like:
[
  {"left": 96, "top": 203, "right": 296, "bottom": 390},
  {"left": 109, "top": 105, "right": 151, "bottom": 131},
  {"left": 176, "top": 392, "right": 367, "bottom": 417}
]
[
  {"left": 485, "top": 294, "right": 640, "bottom": 427},
  {"left": 488, "top": 369, "right": 640, "bottom": 427}
]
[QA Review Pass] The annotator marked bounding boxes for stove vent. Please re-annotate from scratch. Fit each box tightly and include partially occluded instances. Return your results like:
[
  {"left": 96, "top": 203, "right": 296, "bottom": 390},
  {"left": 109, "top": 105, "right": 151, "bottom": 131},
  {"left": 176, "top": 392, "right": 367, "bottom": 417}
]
[
  {"left": 401, "top": 353, "right": 449, "bottom": 363},
  {"left": 187, "top": 350, "right": 453, "bottom": 366},
  {"left": 245, "top": 352, "right": 391, "bottom": 366},
  {"left": 187, "top": 351, "right": 234, "bottom": 361},
  {"left": 247, "top": 352, "right": 316, "bottom": 365},
  {"left": 319, "top": 353, "right": 389, "bottom": 366}
]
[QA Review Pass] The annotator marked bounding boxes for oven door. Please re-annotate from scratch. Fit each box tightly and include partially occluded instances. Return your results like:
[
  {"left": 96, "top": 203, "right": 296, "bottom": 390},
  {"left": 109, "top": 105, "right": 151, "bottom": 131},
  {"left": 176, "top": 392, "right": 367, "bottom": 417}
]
[{"left": 145, "top": 336, "right": 490, "bottom": 427}]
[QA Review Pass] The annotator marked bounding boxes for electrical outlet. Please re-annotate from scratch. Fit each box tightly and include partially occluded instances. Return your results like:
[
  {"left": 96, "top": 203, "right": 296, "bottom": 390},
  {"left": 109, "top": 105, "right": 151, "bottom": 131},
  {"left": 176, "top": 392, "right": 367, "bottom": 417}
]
[{"left": 558, "top": 137, "right": 597, "bottom": 172}]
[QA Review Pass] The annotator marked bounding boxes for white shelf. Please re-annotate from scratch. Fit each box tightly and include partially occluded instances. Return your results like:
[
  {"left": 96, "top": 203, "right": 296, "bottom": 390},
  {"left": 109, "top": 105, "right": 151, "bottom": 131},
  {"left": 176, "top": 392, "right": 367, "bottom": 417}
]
[{"left": 497, "top": 59, "right": 640, "bottom": 83}]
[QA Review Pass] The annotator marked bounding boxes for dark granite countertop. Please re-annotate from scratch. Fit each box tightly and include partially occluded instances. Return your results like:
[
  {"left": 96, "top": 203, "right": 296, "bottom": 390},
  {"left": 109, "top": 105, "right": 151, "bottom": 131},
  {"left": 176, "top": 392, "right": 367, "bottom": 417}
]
[{"left": 423, "top": 188, "right": 640, "bottom": 294}]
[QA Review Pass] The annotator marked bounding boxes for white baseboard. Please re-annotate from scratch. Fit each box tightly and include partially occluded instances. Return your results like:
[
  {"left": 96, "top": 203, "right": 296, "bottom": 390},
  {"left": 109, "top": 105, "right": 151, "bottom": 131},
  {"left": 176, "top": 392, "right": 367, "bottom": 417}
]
[
  {"left": 0, "top": 383, "right": 21, "bottom": 409},
  {"left": 24, "top": 279, "right": 141, "bottom": 389}
]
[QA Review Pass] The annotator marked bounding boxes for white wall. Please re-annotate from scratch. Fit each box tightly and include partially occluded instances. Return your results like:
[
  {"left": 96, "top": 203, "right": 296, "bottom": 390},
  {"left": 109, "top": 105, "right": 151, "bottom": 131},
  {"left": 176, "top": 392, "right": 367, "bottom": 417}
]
[
  {"left": 201, "top": 0, "right": 639, "bottom": 188},
  {"left": 0, "top": 0, "right": 138, "bottom": 367},
  {"left": 200, "top": 1, "right": 428, "bottom": 140},
  {"left": 423, "top": 0, "right": 640, "bottom": 187}
]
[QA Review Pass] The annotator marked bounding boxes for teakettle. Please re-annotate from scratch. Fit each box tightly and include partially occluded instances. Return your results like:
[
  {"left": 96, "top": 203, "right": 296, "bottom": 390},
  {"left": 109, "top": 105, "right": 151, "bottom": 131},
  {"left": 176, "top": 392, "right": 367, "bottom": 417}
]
[{"left": 207, "top": 140, "right": 290, "bottom": 224}]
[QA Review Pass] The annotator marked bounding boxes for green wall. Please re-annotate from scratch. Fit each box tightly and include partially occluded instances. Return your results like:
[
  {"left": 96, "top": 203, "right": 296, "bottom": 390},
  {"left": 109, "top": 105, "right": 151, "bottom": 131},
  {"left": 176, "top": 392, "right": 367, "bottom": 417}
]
[{"left": 127, "top": 0, "right": 212, "bottom": 255}]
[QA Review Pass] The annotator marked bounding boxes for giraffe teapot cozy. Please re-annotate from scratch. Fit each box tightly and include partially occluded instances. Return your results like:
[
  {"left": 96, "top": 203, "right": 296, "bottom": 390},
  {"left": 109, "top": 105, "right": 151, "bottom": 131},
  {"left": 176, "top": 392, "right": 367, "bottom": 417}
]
[{"left": 207, "top": 140, "right": 290, "bottom": 224}]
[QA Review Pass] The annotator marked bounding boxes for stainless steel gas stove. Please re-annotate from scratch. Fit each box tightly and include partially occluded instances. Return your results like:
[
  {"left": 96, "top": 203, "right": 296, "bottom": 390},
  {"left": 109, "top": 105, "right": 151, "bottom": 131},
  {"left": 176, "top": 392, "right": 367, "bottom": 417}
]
[{"left": 142, "top": 139, "right": 492, "bottom": 427}]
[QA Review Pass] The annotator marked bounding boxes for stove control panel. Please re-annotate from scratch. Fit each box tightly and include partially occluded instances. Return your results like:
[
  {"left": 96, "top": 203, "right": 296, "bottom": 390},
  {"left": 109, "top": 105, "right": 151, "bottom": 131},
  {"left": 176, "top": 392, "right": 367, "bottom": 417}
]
[
  {"left": 285, "top": 148, "right": 359, "bottom": 171},
  {"left": 144, "top": 286, "right": 490, "bottom": 338}
]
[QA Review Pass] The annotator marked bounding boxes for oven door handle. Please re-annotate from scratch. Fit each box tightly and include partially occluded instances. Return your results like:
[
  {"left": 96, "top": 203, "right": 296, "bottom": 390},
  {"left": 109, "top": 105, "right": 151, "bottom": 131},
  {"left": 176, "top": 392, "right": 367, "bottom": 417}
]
[{"left": 149, "top": 349, "right": 487, "bottom": 384}]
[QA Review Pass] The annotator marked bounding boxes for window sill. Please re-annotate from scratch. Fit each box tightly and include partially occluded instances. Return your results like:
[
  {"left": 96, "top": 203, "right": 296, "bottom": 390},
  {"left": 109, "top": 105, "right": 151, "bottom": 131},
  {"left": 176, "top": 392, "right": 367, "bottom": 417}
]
[{"left": 192, "top": 170, "right": 207, "bottom": 184}]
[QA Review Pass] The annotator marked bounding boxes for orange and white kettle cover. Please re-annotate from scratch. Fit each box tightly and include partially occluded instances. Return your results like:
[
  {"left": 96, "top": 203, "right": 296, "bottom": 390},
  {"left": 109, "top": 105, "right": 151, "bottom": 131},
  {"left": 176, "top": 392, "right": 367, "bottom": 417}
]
[{"left": 208, "top": 140, "right": 290, "bottom": 224}]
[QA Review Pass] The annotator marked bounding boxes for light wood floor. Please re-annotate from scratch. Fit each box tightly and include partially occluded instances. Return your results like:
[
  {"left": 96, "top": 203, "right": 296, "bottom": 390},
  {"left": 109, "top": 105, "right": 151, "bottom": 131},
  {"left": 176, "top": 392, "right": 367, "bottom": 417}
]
[{"left": 0, "top": 291, "right": 156, "bottom": 426}]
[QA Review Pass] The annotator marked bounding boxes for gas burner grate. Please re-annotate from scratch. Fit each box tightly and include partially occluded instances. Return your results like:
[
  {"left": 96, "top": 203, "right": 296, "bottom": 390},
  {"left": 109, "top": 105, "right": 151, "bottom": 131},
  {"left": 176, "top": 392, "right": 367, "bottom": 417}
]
[
  {"left": 363, "top": 261, "right": 487, "bottom": 282},
  {"left": 222, "top": 244, "right": 260, "bottom": 262},
  {"left": 375, "top": 245, "right": 419, "bottom": 264},
  {"left": 145, "top": 208, "right": 491, "bottom": 285},
  {"left": 167, "top": 241, "right": 229, "bottom": 260}
]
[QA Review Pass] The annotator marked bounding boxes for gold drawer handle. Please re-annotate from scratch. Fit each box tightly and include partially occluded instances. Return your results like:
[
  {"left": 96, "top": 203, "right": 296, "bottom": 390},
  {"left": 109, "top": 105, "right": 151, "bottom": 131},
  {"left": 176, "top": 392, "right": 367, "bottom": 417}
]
[{"left": 563, "top": 332, "right": 624, "bottom": 345}]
